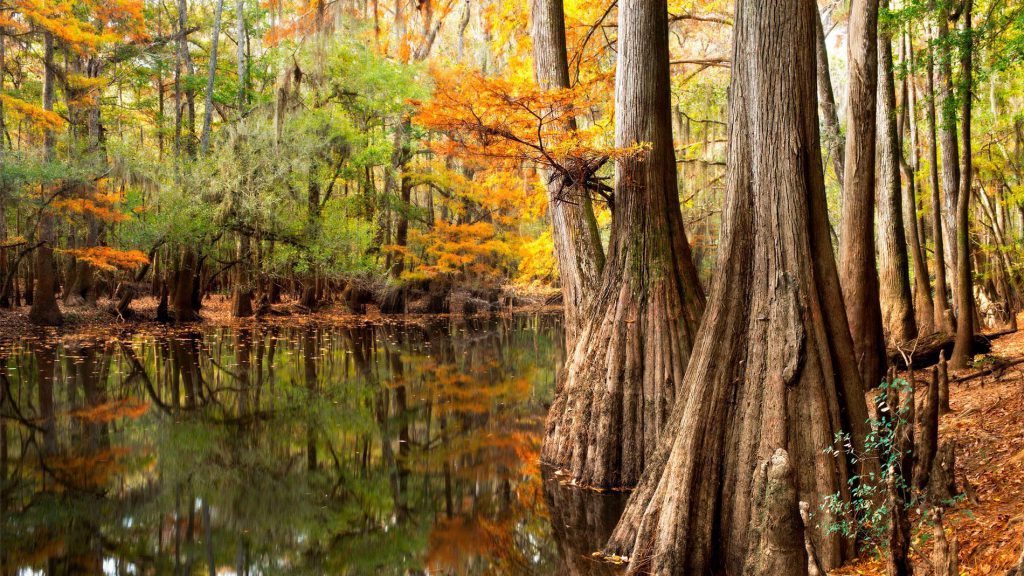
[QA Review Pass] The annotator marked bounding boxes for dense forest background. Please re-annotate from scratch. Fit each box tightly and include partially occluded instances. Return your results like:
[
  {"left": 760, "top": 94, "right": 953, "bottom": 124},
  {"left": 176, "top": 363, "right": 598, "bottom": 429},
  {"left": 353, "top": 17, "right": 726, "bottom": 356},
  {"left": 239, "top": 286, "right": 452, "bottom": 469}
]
[{"left": 0, "top": 0, "right": 1021, "bottom": 332}]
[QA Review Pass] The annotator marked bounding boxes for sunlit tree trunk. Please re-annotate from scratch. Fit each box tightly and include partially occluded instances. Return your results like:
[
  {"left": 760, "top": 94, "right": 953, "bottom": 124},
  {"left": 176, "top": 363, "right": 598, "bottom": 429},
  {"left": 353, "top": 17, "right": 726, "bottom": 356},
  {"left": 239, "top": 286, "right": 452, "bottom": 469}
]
[
  {"left": 950, "top": 0, "right": 975, "bottom": 368},
  {"left": 30, "top": 32, "right": 63, "bottom": 326},
  {"left": 814, "top": 8, "right": 844, "bottom": 189},
  {"left": 530, "top": 0, "right": 605, "bottom": 348},
  {"left": 936, "top": 1, "right": 960, "bottom": 298},
  {"left": 541, "top": 0, "right": 706, "bottom": 489},
  {"left": 840, "top": 0, "right": 885, "bottom": 387},
  {"left": 898, "top": 34, "right": 936, "bottom": 335},
  {"left": 200, "top": 0, "right": 225, "bottom": 153},
  {"left": 924, "top": 37, "right": 954, "bottom": 331},
  {"left": 876, "top": 5, "right": 917, "bottom": 344},
  {"left": 604, "top": 0, "right": 868, "bottom": 570}
]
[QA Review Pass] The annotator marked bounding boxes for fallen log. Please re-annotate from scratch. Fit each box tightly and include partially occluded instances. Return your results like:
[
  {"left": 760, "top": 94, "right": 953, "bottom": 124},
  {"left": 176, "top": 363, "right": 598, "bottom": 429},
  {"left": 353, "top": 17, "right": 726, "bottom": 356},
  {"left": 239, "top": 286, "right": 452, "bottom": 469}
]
[
  {"left": 951, "top": 357, "right": 1024, "bottom": 385},
  {"left": 889, "top": 328, "right": 1015, "bottom": 370}
]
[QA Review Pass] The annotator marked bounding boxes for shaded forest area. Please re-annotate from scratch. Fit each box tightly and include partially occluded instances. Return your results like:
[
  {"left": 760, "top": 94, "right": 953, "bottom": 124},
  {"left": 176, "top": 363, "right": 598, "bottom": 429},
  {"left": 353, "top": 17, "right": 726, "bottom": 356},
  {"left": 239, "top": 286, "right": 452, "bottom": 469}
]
[{"left": 4, "top": 0, "right": 1024, "bottom": 574}]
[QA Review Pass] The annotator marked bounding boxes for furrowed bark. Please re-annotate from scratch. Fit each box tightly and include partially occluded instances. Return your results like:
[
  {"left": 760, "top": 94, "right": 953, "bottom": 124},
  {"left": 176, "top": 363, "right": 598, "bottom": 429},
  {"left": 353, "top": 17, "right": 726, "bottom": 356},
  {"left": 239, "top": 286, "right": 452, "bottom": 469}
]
[
  {"left": 936, "top": 1, "right": 960, "bottom": 294},
  {"left": 541, "top": 0, "right": 705, "bottom": 489},
  {"left": 925, "top": 38, "right": 954, "bottom": 332},
  {"left": 876, "top": 10, "right": 917, "bottom": 345},
  {"left": 898, "top": 34, "right": 936, "bottom": 335},
  {"left": 950, "top": 0, "right": 975, "bottom": 369},
  {"left": 30, "top": 32, "right": 62, "bottom": 327},
  {"left": 814, "top": 9, "right": 844, "bottom": 189},
  {"left": 743, "top": 449, "right": 808, "bottom": 576},
  {"left": 603, "top": 0, "right": 868, "bottom": 570},
  {"left": 530, "top": 0, "right": 605, "bottom": 349},
  {"left": 841, "top": 0, "right": 887, "bottom": 388}
]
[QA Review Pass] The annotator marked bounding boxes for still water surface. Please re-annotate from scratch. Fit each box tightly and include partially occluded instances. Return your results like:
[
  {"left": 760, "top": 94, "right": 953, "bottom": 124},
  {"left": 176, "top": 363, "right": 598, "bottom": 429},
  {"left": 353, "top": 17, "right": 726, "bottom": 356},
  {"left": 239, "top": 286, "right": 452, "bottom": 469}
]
[{"left": 0, "top": 315, "right": 626, "bottom": 575}]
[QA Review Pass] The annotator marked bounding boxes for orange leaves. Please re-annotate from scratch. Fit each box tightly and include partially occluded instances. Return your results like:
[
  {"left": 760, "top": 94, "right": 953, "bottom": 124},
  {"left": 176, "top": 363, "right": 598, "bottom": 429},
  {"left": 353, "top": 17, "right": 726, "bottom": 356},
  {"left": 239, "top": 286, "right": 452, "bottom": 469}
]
[
  {"left": 405, "top": 219, "right": 515, "bottom": 282},
  {"left": 0, "top": 94, "right": 66, "bottom": 132},
  {"left": 11, "top": 0, "right": 145, "bottom": 51},
  {"left": 52, "top": 180, "right": 134, "bottom": 224},
  {"left": 61, "top": 246, "right": 149, "bottom": 271},
  {"left": 69, "top": 399, "right": 150, "bottom": 423}
]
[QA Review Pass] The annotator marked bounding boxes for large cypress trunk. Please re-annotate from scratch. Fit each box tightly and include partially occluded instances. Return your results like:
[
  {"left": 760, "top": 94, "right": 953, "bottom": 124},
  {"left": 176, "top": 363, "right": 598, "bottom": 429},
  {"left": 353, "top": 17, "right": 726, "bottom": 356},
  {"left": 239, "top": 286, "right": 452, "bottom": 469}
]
[
  {"left": 540, "top": 0, "right": 705, "bottom": 489},
  {"left": 840, "top": 0, "right": 886, "bottom": 388},
  {"left": 603, "top": 0, "right": 869, "bottom": 570},
  {"left": 530, "top": 0, "right": 605, "bottom": 349},
  {"left": 876, "top": 7, "right": 917, "bottom": 344}
]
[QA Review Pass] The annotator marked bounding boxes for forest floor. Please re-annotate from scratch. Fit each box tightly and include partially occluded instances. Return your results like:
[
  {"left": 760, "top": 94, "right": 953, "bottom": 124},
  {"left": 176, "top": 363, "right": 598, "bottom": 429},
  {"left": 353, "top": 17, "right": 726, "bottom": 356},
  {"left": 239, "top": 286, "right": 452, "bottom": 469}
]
[{"left": 837, "top": 319, "right": 1024, "bottom": 575}]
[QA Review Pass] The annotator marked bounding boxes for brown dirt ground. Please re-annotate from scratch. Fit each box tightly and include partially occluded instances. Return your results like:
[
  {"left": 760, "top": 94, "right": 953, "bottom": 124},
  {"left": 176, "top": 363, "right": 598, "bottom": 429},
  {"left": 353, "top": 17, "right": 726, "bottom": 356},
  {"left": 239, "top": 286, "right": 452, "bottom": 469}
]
[{"left": 837, "top": 320, "right": 1024, "bottom": 575}]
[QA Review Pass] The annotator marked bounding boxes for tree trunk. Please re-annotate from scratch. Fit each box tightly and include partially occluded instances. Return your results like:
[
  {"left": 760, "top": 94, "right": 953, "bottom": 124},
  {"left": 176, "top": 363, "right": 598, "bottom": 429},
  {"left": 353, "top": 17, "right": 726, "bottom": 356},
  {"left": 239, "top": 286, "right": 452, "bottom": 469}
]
[
  {"left": 744, "top": 450, "right": 808, "bottom": 576},
  {"left": 925, "top": 38, "right": 954, "bottom": 332},
  {"left": 172, "top": 249, "right": 199, "bottom": 321},
  {"left": 231, "top": 234, "right": 253, "bottom": 317},
  {"left": 814, "top": 8, "right": 844, "bottom": 189},
  {"left": 540, "top": 0, "right": 705, "bottom": 489},
  {"left": 930, "top": 508, "right": 959, "bottom": 576},
  {"left": 898, "top": 34, "right": 936, "bottom": 335},
  {"left": 914, "top": 365, "right": 940, "bottom": 490},
  {"left": 30, "top": 32, "right": 62, "bottom": 326},
  {"left": 876, "top": 11, "right": 917, "bottom": 345},
  {"left": 603, "top": 0, "right": 869, "bottom": 570},
  {"left": 936, "top": 2, "right": 960, "bottom": 296},
  {"left": 950, "top": 0, "right": 975, "bottom": 369},
  {"left": 530, "top": 0, "right": 606, "bottom": 349},
  {"left": 840, "top": 0, "right": 886, "bottom": 388},
  {"left": 199, "top": 0, "right": 225, "bottom": 153}
]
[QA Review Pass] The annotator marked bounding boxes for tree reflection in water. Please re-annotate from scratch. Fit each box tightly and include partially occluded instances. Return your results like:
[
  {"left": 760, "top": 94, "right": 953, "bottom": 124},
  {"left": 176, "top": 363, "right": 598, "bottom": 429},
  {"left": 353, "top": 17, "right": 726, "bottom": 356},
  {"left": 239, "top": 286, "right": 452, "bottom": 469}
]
[{"left": 0, "top": 315, "right": 627, "bottom": 575}]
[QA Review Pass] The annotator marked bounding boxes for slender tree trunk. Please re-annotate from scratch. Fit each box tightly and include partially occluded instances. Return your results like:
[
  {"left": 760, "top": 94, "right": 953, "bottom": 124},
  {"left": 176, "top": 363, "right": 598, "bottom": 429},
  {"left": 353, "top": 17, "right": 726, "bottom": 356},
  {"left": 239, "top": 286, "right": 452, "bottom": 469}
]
[
  {"left": 604, "top": 0, "right": 869, "bottom": 569},
  {"left": 840, "top": 0, "right": 886, "bottom": 387},
  {"left": 530, "top": 0, "right": 605, "bottom": 349},
  {"left": 876, "top": 4, "right": 917, "bottom": 344},
  {"left": 899, "top": 33, "right": 936, "bottom": 335},
  {"left": 814, "top": 8, "right": 844, "bottom": 189},
  {"left": 200, "top": 0, "right": 225, "bottom": 153},
  {"left": 925, "top": 39, "right": 954, "bottom": 331},
  {"left": 936, "top": 2, "right": 960, "bottom": 296},
  {"left": 236, "top": 0, "right": 247, "bottom": 112},
  {"left": 231, "top": 234, "right": 253, "bottom": 317},
  {"left": 30, "top": 32, "right": 62, "bottom": 326},
  {"left": 950, "top": 0, "right": 975, "bottom": 368},
  {"left": 541, "top": 0, "right": 705, "bottom": 489}
]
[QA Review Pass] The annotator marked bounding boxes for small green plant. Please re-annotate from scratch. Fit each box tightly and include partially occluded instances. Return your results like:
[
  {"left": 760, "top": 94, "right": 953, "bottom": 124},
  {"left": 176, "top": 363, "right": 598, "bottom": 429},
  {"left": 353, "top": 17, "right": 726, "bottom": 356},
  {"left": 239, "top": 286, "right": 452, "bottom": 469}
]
[{"left": 819, "top": 377, "right": 914, "bottom": 549}]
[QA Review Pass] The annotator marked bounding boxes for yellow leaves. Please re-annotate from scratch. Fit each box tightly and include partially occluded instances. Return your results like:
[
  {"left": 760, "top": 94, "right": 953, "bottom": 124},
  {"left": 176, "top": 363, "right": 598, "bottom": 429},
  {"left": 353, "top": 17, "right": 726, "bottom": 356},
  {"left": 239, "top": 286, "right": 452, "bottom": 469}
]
[
  {"left": 405, "top": 220, "right": 516, "bottom": 283},
  {"left": 62, "top": 246, "right": 149, "bottom": 271},
  {"left": 1, "top": 235, "right": 28, "bottom": 248},
  {"left": 0, "top": 94, "right": 66, "bottom": 132},
  {"left": 513, "top": 230, "right": 557, "bottom": 285}
]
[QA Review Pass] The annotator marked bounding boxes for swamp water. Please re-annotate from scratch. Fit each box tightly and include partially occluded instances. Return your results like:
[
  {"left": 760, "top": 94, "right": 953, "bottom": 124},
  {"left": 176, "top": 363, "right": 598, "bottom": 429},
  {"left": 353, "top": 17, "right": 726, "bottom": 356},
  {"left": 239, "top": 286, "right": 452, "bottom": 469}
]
[{"left": 0, "top": 315, "right": 626, "bottom": 575}]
